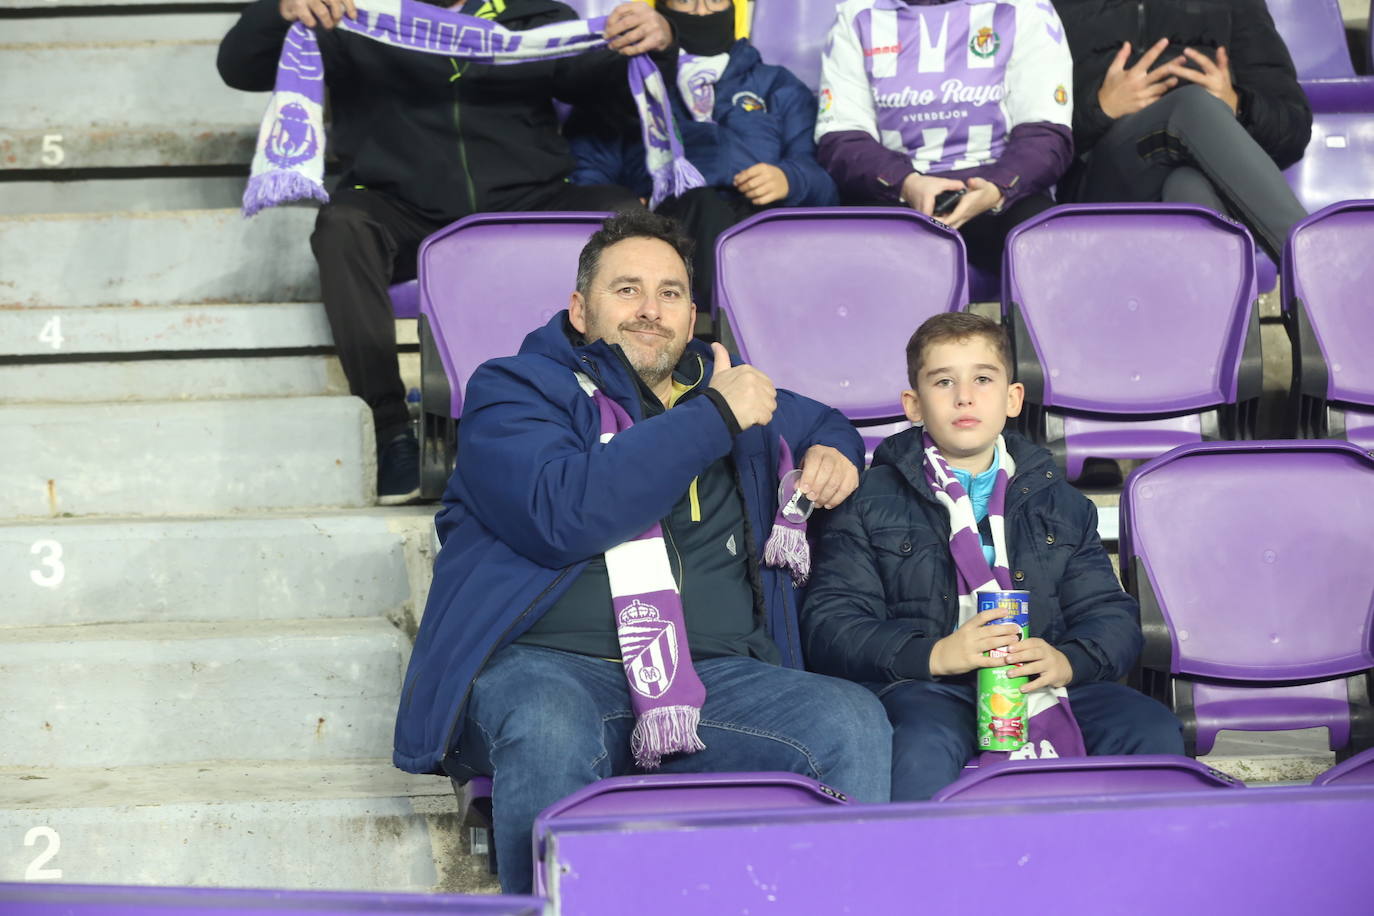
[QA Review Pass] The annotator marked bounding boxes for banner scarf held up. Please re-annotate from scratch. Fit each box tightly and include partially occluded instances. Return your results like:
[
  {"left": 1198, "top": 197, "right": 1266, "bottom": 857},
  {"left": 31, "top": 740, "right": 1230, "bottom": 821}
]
[{"left": 244, "top": 0, "right": 703, "bottom": 216}]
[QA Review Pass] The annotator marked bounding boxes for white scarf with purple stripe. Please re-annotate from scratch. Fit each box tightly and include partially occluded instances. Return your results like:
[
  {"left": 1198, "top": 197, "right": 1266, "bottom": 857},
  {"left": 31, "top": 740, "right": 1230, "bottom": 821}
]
[
  {"left": 922, "top": 432, "right": 1085, "bottom": 760},
  {"left": 244, "top": 0, "right": 703, "bottom": 216}
]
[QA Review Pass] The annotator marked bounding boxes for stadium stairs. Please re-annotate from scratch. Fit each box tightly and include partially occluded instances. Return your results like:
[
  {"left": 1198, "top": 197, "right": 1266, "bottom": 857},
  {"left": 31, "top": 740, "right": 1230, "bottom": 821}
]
[{"left": 0, "top": 0, "right": 1347, "bottom": 896}]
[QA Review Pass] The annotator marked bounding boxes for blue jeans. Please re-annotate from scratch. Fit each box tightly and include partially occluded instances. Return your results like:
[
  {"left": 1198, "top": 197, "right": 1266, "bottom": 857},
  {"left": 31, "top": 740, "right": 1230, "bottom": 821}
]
[
  {"left": 881, "top": 679, "right": 1185, "bottom": 801},
  {"left": 454, "top": 644, "right": 893, "bottom": 894}
]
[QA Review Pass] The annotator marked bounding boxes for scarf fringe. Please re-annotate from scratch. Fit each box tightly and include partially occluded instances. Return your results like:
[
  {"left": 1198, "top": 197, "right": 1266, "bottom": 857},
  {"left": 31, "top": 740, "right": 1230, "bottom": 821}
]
[
  {"left": 630, "top": 705, "right": 706, "bottom": 770},
  {"left": 242, "top": 169, "right": 329, "bottom": 218},
  {"left": 764, "top": 524, "right": 810, "bottom": 586}
]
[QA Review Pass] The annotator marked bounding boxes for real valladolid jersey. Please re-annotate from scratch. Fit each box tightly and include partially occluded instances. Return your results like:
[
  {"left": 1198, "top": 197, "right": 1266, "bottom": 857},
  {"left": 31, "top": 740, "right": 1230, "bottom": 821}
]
[{"left": 816, "top": 0, "right": 1073, "bottom": 174}]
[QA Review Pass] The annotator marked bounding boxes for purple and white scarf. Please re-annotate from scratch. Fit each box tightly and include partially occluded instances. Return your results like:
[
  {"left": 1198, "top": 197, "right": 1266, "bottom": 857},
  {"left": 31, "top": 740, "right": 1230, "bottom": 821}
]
[
  {"left": 244, "top": 0, "right": 703, "bottom": 216},
  {"left": 580, "top": 373, "right": 707, "bottom": 769},
  {"left": 675, "top": 50, "right": 729, "bottom": 122},
  {"left": 921, "top": 432, "right": 1086, "bottom": 761}
]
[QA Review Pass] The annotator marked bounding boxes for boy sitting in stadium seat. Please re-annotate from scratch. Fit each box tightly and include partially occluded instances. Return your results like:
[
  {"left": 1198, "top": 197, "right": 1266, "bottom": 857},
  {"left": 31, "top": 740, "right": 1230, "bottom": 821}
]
[
  {"left": 814, "top": 0, "right": 1073, "bottom": 277},
  {"left": 566, "top": 0, "right": 838, "bottom": 310},
  {"left": 801, "top": 312, "right": 1182, "bottom": 801}
]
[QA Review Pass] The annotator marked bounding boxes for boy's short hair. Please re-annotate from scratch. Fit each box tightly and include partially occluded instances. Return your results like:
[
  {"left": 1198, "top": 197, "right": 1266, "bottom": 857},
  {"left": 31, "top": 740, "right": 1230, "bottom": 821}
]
[{"left": 905, "top": 312, "right": 1013, "bottom": 388}]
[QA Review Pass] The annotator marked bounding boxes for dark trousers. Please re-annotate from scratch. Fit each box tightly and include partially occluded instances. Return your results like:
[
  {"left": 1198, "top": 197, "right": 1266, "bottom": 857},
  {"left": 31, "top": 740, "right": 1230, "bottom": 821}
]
[
  {"left": 655, "top": 186, "right": 758, "bottom": 312},
  {"left": 958, "top": 192, "right": 1057, "bottom": 277},
  {"left": 1067, "top": 84, "right": 1308, "bottom": 263},
  {"left": 310, "top": 182, "right": 640, "bottom": 445},
  {"left": 880, "top": 678, "right": 1184, "bottom": 801}
]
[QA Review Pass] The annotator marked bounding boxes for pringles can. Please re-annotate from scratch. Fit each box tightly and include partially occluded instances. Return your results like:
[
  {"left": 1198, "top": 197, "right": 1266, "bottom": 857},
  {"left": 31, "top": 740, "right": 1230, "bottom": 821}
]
[{"left": 976, "top": 590, "right": 1030, "bottom": 751}]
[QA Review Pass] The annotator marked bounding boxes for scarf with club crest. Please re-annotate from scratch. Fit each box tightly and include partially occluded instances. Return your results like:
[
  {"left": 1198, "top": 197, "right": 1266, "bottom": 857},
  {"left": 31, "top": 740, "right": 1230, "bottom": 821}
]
[{"left": 244, "top": 0, "right": 703, "bottom": 216}]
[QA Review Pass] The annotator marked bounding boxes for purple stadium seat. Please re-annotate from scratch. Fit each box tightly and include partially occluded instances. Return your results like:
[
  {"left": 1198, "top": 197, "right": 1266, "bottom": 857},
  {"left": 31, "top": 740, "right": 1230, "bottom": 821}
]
[
  {"left": 1002, "top": 204, "right": 1262, "bottom": 481},
  {"left": 715, "top": 207, "right": 967, "bottom": 462},
  {"left": 388, "top": 279, "right": 420, "bottom": 319},
  {"left": 1119, "top": 440, "right": 1374, "bottom": 758},
  {"left": 1265, "top": 0, "right": 1374, "bottom": 211},
  {"left": 416, "top": 211, "right": 607, "bottom": 497},
  {"left": 751, "top": 0, "right": 838, "bottom": 95},
  {"left": 931, "top": 755, "right": 1243, "bottom": 802},
  {"left": 542, "top": 784, "right": 1374, "bottom": 913},
  {"left": 0, "top": 883, "right": 543, "bottom": 916},
  {"left": 1282, "top": 200, "right": 1374, "bottom": 448},
  {"left": 1313, "top": 746, "right": 1374, "bottom": 786},
  {"left": 532, "top": 772, "right": 847, "bottom": 895}
]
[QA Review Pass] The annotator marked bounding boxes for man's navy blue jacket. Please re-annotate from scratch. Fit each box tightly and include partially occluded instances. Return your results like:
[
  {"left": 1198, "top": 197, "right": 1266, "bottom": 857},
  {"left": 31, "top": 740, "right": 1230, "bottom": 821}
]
[
  {"left": 393, "top": 314, "right": 864, "bottom": 775},
  {"left": 568, "top": 39, "right": 838, "bottom": 207},
  {"left": 802, "top": 428, "right": 1141, "bottom": 691}
]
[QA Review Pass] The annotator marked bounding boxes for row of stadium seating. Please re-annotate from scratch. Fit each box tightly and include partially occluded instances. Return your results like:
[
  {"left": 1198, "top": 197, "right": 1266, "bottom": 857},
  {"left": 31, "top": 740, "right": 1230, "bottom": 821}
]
[{"left": 407, "top": 200, "right": 1374, "bottom": 496}]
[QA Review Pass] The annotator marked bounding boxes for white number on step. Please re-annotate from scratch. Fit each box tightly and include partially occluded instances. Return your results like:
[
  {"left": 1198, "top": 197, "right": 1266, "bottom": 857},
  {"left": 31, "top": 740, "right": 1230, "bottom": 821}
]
[
  {"left": 40, "top": 135, "right": 65, "bottom": 167},
  {"left": 30, "top": 540, "right": 64, "bottom": 588},
  {"left": 38, "top": 316, "right": 64, "bottom": 351},
  {"left": 23, "top": 827, "right": 62, "bottom": 881}
]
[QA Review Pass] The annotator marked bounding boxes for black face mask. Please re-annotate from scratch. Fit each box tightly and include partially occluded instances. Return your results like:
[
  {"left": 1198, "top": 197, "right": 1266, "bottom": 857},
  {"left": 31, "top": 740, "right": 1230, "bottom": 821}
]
[{"left": 659, "top": 5, "right": 736, "bottom": 57}]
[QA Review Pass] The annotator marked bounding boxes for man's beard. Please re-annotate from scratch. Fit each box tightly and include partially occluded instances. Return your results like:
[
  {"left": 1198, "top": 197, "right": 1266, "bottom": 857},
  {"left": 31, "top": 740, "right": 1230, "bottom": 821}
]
[{"left": 590, "top": 317, "right": 685, "bottom": 388}]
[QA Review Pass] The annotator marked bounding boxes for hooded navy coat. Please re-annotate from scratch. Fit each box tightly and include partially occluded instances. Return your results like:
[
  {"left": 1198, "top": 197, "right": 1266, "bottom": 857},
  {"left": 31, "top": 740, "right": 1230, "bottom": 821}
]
[{"left": 394, "top": 314, "right": 864, "bottom": 775}]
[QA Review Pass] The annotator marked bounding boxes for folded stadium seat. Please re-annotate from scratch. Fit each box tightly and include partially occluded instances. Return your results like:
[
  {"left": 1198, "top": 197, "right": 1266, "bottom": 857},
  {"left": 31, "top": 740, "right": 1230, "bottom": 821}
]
[
  {"left": 530, "top": 772, "right": 848, "bottom": 895},
  {"left": 750, "top": 0, "right": 836, "bottom": 95},
  {"left": 931, "top": 755, "right": 1243, "bottom": 802},
  {"left": 1312, "top": 746, "right": 1374, "bottom": 786},
  {"left": 1003, "top": 203, "right": 1263, "bottom": 482},
  {"left": 714, "top": 207, "right": 968, "bottom": 463},
  {"left": 1119, "top": 440, "right": 1374, "bottom": 759},
  {"left": 1266, "top": 0, "right": 1374, "bottom": 213},
  {"left": 389, "top": 279, "right": 420, "bottom": 319},
  {"left": 1281, "top": 200, "right": 1374, "bottom": 449},
  {"left": 416, "top": 212, "right": 609, "bottom": 498}
]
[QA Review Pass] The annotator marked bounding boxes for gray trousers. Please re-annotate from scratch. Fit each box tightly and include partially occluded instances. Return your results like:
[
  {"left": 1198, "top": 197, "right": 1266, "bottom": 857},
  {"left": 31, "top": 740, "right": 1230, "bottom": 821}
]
[{"left": 1070, "top": 85, "right": 1307, "bottom": 262}]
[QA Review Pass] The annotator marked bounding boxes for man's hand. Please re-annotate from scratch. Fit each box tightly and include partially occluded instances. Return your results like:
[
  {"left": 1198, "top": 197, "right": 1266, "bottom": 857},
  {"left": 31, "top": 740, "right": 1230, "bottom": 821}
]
[
  {"left": 941, "top": 177, "right": 1003, "bottom": 230},
  {"left": 1005, "top": 638, "right": 1074, "bottom": 691},
  {"left": 606, "top": 2, "right": 673, "bottom": 56},
  {"left": 734, "top": 163, "right": 790, "bottom": 206},
  {"left": 1168, "top": 46, "right": 1239, "bottom": 114},
  {"left": 797, "top": 445, "right": 859, "bottom": 510},
  {"left": 900, "top": 172, "right": 966, "bottom": 217},
  {"left": 1098, "top": 39, "right": 1179, "bottom": 119},
  {"left": 928, "top": 608, "right": 1023, "bottom": 678},
  {"left": 280, "top": 0, "right": 355, "bottom": 29},
  {"left": 708, "top": 342, "right": 776, "bottom": 432}
]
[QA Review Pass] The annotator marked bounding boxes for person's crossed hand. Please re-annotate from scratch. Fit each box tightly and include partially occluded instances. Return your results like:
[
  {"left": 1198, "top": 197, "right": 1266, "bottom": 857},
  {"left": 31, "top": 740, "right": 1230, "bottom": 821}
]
[
  {"left": 280, "top": 0, "right": 355, "bottom": 30},
  {"left": 605, "top": 2, "right": 674, "bottom": 56},
  {"left": 1098, "top": 38, "right": 1180, "bottom": 119}
]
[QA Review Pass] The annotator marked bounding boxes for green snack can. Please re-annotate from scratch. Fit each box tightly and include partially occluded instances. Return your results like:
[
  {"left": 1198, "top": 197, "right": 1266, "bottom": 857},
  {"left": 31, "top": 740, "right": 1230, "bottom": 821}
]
[{"left": 976, "top": 590, "right": 1030, "bottom": 751}]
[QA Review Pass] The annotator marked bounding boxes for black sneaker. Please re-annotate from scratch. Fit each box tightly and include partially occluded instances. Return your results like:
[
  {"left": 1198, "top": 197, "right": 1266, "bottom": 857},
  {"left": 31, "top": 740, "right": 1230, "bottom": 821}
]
[{"left": 377, "top": 431, "right": 421, "bottom": 506}]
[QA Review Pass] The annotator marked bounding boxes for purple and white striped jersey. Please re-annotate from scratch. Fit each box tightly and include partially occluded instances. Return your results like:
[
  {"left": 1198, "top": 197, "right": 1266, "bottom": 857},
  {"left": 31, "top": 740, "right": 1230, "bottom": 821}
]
[{"left": 816, "top": 0, "right": 1072, "bottom": 176}]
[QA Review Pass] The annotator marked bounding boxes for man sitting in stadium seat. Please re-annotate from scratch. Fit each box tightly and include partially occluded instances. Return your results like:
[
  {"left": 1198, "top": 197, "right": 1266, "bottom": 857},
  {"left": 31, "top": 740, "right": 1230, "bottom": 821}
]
[
  {"left": 566, "top": 0, "right": 839, "bottom": 311},
  {"left": 814, "top": 0, "right": 1074, "bottom": 276},
  {"left": 217, "top": 0, "right": 670, "bottom": 504},
  {"left": 1052, "top": 0, "right": 1311, "bottom": 263},
  {"left": 392, "top": 209, "right": 892, "bottom": 893},
  {"left": 802, "top": 313, "right": 1182, "bottom": 801}
]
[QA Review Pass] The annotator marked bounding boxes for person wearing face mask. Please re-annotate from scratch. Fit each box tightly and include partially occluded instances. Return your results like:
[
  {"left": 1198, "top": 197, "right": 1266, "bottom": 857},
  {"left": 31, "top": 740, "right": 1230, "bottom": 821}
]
[
  {"left": 567, "top": 0, "right": 839, "bottom": 312},
  {"left": 815, "top": 0, "right": 1074, "bottom": 277}
]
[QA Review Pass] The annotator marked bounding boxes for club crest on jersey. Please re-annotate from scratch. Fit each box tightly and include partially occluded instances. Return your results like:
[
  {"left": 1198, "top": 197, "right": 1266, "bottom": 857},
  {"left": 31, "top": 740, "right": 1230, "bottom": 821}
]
[
  {"left": 733, "top": 91, "right": 767, "bottom": 113},
  {"left": 618, "top": 599, "right": 679, "bottom": 698},
  {"left": 970, "top": 27, "right": 1000, "bottom": 59},
  {"left": 1054, "top": 84, "right": 1069, "bottom": 105}
]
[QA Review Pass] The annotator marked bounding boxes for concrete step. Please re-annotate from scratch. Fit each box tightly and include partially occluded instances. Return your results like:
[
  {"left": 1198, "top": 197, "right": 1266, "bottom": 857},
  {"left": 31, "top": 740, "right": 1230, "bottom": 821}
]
[
  {"left": 0, "top": 396, "right": 374, "bottom": 518},
  {"left": 0, "top": 303, "right": 332, "bottom": 358},
  {"left": 0, "top": 355, "right": 348, "bottom": 403},
  {"left": 0, "top": 508, "right": 436, "bottom": 632},
  {"left": 0, "top": 760, "right": 498, "bottom": 894},
  {"left": 0, "top": 176, "right": 248, "bottom": 216},
  {"left": 0, "top": 40, "right": 261, "bottom": 169},
  {"left": 0, "top": 208, "right": 320, "bottom": 307},
  {"left": 0, "top": 618, "right": 409, "bottom": 768},
  {"left": 5, "top": 12, "right": 240, "bottom": 44}
]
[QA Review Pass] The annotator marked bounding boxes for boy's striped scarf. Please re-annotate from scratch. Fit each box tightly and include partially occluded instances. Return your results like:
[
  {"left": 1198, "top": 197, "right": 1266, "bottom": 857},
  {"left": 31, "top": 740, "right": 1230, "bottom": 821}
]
[{"left": 244, "top": 0, "right": 703, "bottom": 216}]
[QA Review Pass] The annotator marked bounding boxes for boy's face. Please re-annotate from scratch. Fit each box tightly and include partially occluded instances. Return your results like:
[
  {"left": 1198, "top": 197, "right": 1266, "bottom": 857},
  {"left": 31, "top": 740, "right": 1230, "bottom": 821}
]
[{"left": 902, "top": 335, "right": 1024, "bottom": 473}]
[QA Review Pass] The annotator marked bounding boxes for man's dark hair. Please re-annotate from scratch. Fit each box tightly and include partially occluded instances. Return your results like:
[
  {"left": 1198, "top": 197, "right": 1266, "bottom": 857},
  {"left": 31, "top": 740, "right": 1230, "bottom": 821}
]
[
  {"left": 905, "top": 312, "right": 1013, "bottom": 388},
  {"left": 576, "top": 208, "right": 696, "bottom": 298}
]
